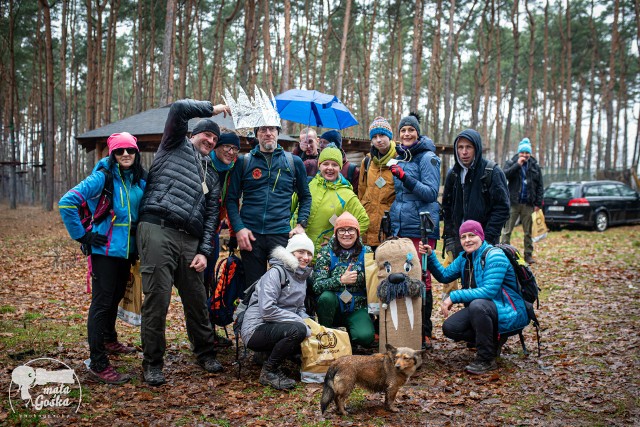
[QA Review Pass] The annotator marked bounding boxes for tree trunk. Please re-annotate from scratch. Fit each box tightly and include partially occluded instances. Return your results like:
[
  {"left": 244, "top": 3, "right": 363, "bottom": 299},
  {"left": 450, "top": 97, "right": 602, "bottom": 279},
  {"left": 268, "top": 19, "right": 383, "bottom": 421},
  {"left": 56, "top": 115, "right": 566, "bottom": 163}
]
[
  {"left": 160, "top": 0, "right": 177, "bottom": 106},
  {"left": 39, "top": 0, "right": 56, "bottom": 210},
  {"left": 493, "top": 1, "right": 502, "bottom": 162},
  {"left": 603, "top": 0, "right": 620, "bottom": 170},
  {"left": 262, "top": 0, "right": 273, "bottom": 92},
  {"left": 427, "top": 0, "right": 442, "bottom": 141},
  {"left": 359, "top": 0, "right": 377, "bottom": 129},
  {"left": 8, "top": 0, "right": 17, "bottom": 209},
  {"left": 502, "top": 0, "right": 519, "bottom": 163},
  {"left": 573, "top": 77, "right": 585, "bottom": 170},
  {"left": 103, "top": 0, "right": 120, "bottom": 122},
  {"left": 335, "top": 0, "right": 351, "bottom": 100},
  {"left": 441, "top": 0, "right": 456, "bottom": 143},
  {"left": 409, "top": 0, "right": 424, "bottom": 113},
  {"left": 178, "top": 0, "right": 195, "bottom": 100}
]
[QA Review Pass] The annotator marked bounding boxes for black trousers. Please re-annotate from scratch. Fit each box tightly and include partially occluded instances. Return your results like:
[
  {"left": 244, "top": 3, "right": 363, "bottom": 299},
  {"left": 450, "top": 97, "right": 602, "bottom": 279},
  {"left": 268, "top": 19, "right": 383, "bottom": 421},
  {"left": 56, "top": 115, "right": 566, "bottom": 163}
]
[
  {"left": 88, "top": 254, "right": 130, "bottom": 372},
  {"left": 442, "top": 299, "right": 498, "bottom": 363},
  {"left": 246, "top": 322, "right": 307, "bottom": 367},
  {"left": 240, "top": 232, "right": 289, "bottom": 292}
]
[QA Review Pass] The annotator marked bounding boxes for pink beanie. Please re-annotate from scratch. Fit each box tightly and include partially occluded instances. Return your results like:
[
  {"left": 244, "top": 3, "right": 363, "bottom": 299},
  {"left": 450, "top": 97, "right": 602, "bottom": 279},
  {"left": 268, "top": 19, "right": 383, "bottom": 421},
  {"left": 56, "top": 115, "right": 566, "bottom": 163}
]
[
  {"left": 459, "top": 220, "right": 485, "bottom": 241},
  {"left": 107, "top": 132, "right": 138, "bottom": 155},
  {"left": 334, "top": 212, "right": 360, "bottom": 235}
]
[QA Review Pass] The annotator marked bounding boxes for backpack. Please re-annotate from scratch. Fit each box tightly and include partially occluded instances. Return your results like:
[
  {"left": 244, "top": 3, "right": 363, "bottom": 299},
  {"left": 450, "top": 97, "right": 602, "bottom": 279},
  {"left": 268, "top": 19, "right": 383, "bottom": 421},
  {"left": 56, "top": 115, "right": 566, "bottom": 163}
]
[
  {"left": 242, "top": 151, "right": 297, "bottom": 191},
  {"left": 481, "top": 243, "right": 541, "bottom": 356},
  {"left": 77, "top": 167, "right": 114, "bottom": 255},
  {"left": 208, "top": 251, "right": 246, "bottom": 327},
  {"left": 232, "top": 264, "right": 288, "bottom": 378},
  {"left": 346, "top": 162, "right": 357, "bottom": 183}
]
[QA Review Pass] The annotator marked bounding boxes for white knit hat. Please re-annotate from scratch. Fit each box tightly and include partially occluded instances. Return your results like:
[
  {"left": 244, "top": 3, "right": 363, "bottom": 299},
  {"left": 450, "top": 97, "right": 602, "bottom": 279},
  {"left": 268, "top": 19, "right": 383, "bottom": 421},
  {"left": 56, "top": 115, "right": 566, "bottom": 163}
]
[{"left": 286, "top": 233, "right": 315, "bottom": 256}]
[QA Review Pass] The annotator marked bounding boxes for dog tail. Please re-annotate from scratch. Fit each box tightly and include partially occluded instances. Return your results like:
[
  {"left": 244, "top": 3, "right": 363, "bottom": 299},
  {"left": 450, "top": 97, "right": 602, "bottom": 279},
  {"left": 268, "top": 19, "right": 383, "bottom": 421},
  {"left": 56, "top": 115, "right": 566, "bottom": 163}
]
[{"left": 320, "top": 365, "right": 338, "bottom": 414}]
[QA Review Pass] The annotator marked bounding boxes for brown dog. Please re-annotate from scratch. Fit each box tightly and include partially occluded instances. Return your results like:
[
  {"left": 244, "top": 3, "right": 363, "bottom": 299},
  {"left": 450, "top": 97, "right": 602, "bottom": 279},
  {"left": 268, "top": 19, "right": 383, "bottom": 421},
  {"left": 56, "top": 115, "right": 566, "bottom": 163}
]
[{"left": 320, "top": 344, "right": 426, "bottom": 415}]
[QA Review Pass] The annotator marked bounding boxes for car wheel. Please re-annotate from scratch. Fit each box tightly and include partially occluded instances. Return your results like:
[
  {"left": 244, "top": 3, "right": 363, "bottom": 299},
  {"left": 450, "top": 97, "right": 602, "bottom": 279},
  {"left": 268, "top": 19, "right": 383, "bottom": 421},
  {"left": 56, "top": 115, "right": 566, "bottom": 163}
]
[{"left": 594, "top": 211, "right": 608, "bottom": 232}]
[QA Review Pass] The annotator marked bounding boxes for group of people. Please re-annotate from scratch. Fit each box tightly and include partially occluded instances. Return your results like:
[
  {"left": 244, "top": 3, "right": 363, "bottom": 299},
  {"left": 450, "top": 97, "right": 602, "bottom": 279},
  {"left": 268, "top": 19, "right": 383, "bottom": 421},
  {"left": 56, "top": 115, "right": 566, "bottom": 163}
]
[{"left": 59, "top": 97, "right": 544, "bottom": 390}]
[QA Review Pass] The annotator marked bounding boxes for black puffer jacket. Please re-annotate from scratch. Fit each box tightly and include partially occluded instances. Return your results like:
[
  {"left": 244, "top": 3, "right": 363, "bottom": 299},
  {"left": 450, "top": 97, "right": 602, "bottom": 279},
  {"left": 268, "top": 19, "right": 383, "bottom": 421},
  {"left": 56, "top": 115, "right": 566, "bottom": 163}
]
[
  {"left": 442, "top": 129, "right": 510, "bottom": 245},
  {"left": 502, "top": 154, "right": 544, "bottom": 208},
  {"left": 139, "top": 99, "right": 220, "bottom": 256}
]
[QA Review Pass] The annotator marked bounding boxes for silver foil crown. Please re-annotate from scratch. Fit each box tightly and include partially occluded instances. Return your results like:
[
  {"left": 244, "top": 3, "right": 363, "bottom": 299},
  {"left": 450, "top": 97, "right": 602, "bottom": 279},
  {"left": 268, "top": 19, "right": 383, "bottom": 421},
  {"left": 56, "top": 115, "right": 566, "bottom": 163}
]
[{"left": 223, "top": 86, "right": 281, "bottom": 130}]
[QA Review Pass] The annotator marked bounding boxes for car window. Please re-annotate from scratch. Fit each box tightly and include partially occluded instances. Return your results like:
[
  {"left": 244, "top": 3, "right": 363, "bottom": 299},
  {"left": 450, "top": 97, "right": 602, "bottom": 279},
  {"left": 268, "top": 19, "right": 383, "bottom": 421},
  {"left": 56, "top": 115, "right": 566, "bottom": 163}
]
[
  {"left": 584, "top": 185, "right": 602, "bottom": 197},
  {"left": 600, "top": 184, "right": 620, "bottom": 197},
  {"left": 617, "top": 184, "right": 638, "bottom": 197},
  {"left": 545, "top": 184, "right": 578, "bottom": 199}
]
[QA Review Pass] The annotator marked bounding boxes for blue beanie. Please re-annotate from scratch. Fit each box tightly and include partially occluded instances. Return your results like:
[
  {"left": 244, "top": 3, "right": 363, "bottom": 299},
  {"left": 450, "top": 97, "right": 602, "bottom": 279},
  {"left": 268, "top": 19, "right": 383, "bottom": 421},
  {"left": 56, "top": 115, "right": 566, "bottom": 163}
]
[
  {"left": 518, "top": 138, "right": 532, "bottom": 154},
  {"left": 217, "top": 132, "right": 241, "bottom": 149},
  {"left": 320, "top": 130, "right": 342, "bottom": 148}
]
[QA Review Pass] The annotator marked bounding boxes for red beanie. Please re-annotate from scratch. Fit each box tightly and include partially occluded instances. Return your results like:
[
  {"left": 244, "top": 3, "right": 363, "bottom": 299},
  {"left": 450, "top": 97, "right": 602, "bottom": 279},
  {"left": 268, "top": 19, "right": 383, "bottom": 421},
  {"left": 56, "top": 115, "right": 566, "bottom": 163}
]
[
  {"left": 334, "top": 212, "right": 360, "bottom": 235},
  {"left": 459, "top": 220, "right": 485, "bottom": 241},
  {"left": 107, "top": 132, "right": 138, "bottom": 155}
]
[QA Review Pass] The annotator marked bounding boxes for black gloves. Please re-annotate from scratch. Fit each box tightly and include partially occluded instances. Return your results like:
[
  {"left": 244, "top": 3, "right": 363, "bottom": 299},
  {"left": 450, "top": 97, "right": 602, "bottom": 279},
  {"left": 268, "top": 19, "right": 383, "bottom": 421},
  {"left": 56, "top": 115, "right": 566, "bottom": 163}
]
[
  {"left": 77, "top": 232, "right": 108, "bottom": 247},
  {"left": 444, "top": 237, "right": 457, "bottom": 255}
]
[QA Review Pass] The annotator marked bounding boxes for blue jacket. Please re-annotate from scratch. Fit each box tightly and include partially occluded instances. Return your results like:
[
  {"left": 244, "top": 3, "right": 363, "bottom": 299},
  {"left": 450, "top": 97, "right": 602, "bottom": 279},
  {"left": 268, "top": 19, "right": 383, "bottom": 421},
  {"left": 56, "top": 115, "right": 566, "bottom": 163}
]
[
  {"left": 59, "top": 157, "right": 146, "bottom": 259},
  {"left": 427, "top": 241, "right": 529, "bottom": 334},
  {"left": 389, "top": 135, "right": 441, "bottom": 240},
  {"left": 226, "top": 145, "right": 311, "bottom": 234}
]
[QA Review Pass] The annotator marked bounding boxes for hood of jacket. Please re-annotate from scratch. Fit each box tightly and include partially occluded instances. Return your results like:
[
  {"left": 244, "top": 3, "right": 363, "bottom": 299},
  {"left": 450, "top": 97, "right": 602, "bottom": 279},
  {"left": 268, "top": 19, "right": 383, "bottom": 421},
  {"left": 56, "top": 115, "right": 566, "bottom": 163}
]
[
  {"left": 269, "top": 246, "right": 313, "bottom": 282},
  {"left": 453, "top": 129, "right": 483, "bottom": 170}
]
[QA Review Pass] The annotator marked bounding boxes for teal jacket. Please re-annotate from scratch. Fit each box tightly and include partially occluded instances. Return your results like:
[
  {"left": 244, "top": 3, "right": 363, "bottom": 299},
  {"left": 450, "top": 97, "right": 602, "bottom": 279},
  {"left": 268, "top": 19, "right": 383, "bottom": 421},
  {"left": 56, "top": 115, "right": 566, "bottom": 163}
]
[
  {"left": 427, "top": 241, "right": 529, "bottom": 334},
  {"left": 59, "top": 157, "right": 145, "bottom": 259}
]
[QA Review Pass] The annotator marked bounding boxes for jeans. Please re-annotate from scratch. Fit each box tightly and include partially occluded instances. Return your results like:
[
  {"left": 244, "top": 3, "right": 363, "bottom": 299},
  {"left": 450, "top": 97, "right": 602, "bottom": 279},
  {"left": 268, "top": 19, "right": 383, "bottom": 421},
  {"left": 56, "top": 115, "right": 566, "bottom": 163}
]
[
  {"left": 442, "top": 299, "right": 498, "bottom": 362},
  {"left": 137, "top": 222, "right": 217, "bottom": 370},
  {"left": 240, "top": 233, "right": 289, "bottom": 292},
  {"left": 88, "top": 254, "right": 130, "bottom": 372},
  {"left": 246, "top": 321, "right": 307, "bottom": 367}
]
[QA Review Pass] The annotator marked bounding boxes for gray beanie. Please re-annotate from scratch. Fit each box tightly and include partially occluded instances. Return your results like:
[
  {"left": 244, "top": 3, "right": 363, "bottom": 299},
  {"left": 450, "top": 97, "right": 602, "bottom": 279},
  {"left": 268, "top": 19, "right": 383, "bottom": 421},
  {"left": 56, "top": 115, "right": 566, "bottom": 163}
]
[
  {"left": 192, "top": 118, "right": 221, "bottom": 138},
  {"left": 398, "top": 113, "right": 421, "bottom": 135}
]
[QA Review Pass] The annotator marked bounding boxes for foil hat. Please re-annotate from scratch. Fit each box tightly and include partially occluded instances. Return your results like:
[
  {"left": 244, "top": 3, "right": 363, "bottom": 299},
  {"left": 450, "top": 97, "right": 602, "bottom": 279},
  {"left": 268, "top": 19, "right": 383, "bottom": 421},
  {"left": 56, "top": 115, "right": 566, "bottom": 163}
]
[{"left": 223, "top": 85, "right": 281, "bottom": 130}]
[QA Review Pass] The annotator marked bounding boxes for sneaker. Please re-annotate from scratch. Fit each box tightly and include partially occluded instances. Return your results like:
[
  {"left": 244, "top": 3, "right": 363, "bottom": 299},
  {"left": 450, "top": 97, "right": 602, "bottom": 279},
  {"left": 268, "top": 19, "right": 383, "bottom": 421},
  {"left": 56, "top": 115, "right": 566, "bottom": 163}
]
[
  {"left": 259, "top": 365, "right": 296, "bottom": 390},
  {"left": 524, "top": 255, "right": 536, "bottom": 265},
  {"left": 198, "top": 357, "right": 223, "bottom": 373},
  {"left": 465, "top": 359, "right": 498, "bottom": 375},
  {"left": 104, "top": 341, "right": 137, "bottom": 354},
  {"left": 88, "top": 365, "right": 130, "bottom": 384},
  {"left": 143, "top": 366, "right": 166, "bottom": 386},
  {"left": 422, "top": 336, "right": 433, "bottom": 351}
]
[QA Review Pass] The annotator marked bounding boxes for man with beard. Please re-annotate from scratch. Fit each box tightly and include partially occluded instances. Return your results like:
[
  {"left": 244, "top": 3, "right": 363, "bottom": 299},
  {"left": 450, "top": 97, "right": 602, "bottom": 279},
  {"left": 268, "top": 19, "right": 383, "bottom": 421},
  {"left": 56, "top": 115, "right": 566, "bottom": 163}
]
[{"left": 226, "top": 125, "right": 312, "bottom": 289}]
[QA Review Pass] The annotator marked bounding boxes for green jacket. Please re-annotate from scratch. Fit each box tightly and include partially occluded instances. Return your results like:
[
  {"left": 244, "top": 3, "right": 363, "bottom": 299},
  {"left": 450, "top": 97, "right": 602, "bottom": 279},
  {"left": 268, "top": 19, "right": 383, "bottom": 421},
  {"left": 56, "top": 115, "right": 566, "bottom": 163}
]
[
  {"left": 313, "top": 238, "right": 372, "bottom": 312},
  {"left": 301, "top": 173, "right": 369, "bottom": 255}
]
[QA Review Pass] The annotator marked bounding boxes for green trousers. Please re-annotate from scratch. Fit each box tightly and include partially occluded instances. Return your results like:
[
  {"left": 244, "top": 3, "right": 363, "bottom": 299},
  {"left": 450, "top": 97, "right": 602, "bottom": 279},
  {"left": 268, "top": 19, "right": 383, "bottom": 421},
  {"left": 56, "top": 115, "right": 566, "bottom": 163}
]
[{"left": 316, "top": 291, "right": 375, "bottom": 346}]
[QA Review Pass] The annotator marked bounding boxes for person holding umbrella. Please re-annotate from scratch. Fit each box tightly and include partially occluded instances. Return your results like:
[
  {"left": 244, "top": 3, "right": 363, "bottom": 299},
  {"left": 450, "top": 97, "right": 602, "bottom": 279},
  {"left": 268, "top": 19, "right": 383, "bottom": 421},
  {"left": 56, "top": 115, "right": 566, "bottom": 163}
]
[{"left": 388, "top": 112, "right": 441, "bottom": 350}]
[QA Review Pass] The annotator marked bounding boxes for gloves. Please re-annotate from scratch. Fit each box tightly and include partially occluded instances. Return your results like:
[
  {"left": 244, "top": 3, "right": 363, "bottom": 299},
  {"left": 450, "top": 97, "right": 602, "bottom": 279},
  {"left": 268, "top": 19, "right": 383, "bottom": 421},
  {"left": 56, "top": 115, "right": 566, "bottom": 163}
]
[
  {"left": 444, "top": 237, "right": 457, "bottom": 255},
  {"left": 390, "top": 164, "right": 405, "bottom": 180},
  {"left": 76, "top": 232, "right": 108, "bottom": 247}
]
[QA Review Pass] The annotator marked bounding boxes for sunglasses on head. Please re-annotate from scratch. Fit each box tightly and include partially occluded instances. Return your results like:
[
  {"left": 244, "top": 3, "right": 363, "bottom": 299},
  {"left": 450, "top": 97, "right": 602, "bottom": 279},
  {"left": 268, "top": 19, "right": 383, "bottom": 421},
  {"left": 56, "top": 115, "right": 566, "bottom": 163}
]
[{"left": 113, "top": 147, "right": 138, "bottom": 156}]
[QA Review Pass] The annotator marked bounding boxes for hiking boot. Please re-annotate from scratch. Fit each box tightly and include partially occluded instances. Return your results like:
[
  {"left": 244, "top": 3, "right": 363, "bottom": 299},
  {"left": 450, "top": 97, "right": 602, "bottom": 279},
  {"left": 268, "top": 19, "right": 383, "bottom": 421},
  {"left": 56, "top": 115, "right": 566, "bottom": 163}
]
[
  {"left": 524, "top": 255, "right": 536, "bottom": 265},
  {"left": 465, "top": 359, "right": 498, "bottom": 375},
  {"left": 88, "top": 365, "right": 130, "bottom": 385},
  {"left": 104, "top": 341, "right": 136, "bottom": 354},
  {"left": 422, "top": 336, "right": 433, "bottom": 351},
  {"left": 198, "top": 357, "right": 223, "bottom": 373},
  {"left": 259, "top": 365, "right": 296, "bottom": 390},
  {"left": 143, "top": 366, "right": 166, "bottom": 386},
  {"left": 213, "top": 333, "right": 232, "bottom": 348}
]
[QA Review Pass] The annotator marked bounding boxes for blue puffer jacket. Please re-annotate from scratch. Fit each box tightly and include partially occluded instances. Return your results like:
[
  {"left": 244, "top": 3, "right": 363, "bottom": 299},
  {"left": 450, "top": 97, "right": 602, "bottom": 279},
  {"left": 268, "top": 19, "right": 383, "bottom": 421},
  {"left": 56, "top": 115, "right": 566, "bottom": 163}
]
[
  {"left": 59, "top": 157, "right": 146, "bottom": 259},
  {"left": 389, "top": 135, "right": 441, "bottom": 240},
  {"left": 226, "top": 145, "right": 311, "bottom": 234},
  {"left": 427, "top": 241, "right": 529, "bottom": 334}
]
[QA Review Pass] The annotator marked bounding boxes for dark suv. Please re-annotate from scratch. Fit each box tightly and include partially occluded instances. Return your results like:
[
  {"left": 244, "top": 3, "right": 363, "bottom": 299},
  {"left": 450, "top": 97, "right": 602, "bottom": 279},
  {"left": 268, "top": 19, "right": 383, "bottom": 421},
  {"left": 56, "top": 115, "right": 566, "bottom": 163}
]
[{"left": 543, "top": 180, "right": 640, "bottom": 231}]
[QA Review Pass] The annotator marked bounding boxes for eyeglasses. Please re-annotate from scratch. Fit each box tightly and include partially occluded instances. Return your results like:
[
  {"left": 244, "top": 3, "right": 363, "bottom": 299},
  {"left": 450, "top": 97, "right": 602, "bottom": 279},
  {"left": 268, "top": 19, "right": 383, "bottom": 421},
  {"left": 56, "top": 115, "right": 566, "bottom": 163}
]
[
  {"left": 113, "top": 148, "right": 138, "bottom": 156},
  {"left": 337, "top": 228, "right": 358, "bottom": 236},
  {"left": 257, "top": 126, "right": 278, "bottom": 134},
  {"left": 221, "top": 145, "right": 239, "bottom": 154}
]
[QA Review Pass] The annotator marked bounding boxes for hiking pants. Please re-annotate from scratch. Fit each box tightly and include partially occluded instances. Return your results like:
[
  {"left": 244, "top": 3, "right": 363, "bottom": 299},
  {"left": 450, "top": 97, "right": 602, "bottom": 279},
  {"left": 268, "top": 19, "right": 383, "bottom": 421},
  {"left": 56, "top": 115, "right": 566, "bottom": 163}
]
[
  {"left": 442, "top": 299, "right": 498, "bottom": 363},
  {"left": 240, "top": 232, "right": 289, "bottom": 292},
  {"left": 88, "top": 254, "right": 130, "bottom": 372},
  {"left": 137, "top": 222, "right": 217, "bottom": 370},
  {"left": 246, "top": 321, "right": 307, "bottom": 368},
  {"left": 408, "top": 237, "right": 437, "bottom": 339},
  {"left": 316, "top": 292, "right": 375, "bottom": 346},
  {"left": 501, "top": 203, "right": 535, "bottom": 257}
]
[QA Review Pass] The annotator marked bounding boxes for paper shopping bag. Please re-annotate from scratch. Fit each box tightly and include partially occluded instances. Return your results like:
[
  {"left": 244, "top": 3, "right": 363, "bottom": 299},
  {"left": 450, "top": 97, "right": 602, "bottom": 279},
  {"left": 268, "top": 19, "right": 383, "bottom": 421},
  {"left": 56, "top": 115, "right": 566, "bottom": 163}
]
[
  {"left": 531, "top": 210, "right": 548, "bottom": 243},
  {"left": 300, "top": 318, "right": 352, "bottom": 383},
  {"left": 365, "top": 252, "right": 381, "bottom": 314},
  {"left": 117, "top": 261, "right": 142, "bottom": 326}
]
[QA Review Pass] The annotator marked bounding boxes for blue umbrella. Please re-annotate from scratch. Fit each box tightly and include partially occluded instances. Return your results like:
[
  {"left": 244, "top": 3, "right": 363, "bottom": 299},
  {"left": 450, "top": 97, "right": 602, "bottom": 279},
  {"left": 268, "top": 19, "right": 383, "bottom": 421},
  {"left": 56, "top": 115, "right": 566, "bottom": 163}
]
[{"left": 275, "top": 89, "right": 359, "bottom": 130}]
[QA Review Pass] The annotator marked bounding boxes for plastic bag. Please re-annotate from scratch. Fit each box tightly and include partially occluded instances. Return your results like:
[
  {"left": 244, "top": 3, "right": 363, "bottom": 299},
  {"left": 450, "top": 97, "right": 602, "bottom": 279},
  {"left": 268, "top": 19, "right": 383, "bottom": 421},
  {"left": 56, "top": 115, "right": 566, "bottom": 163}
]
[
  {"left": 300, "top": 318, "right": 352, "bottom": 383},
  {"left": 117, "top": 261, "right": 142, "bottom": 326},
  {"left": 531, "top": 210, "right": 548, "bottom": 243}
]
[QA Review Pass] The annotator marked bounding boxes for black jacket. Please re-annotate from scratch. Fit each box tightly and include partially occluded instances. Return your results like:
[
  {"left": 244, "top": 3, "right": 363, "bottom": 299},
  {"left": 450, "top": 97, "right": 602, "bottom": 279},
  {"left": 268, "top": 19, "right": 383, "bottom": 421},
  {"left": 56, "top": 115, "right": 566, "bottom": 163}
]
[
  {"left": 502, "top": 154, "right": 544, "bottom": 208},
  {"left": 442, "top": 129, "right": 510, "bottom": 245},
  {"left": 139, "top": 99, "right": 220, "bottom": 256}
]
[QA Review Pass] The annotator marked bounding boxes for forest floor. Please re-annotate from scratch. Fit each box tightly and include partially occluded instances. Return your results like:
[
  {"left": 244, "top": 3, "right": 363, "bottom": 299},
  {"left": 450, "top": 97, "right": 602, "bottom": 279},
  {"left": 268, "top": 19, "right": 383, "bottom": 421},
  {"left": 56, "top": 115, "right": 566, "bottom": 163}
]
[{"left": 0, "top": 205, "right": 639, "bottom": 426}]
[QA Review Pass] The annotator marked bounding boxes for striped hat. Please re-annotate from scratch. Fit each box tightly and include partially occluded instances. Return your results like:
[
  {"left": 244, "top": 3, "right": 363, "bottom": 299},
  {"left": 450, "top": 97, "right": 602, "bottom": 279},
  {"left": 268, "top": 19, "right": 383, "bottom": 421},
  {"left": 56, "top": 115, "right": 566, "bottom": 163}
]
[{"left": 369, "top": 116, "right": 393, "bottom": 140}]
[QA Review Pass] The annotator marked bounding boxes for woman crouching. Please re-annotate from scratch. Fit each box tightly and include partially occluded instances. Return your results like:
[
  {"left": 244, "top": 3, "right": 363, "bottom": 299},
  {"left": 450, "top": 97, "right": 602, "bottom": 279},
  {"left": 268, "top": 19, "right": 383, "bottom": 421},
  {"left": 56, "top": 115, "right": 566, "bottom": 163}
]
[
  {"left": 240, "top": 234, "right": 315, "bottom": 390},
  {"left": 419, "top": 220, "right": 529, "bottom": 374}
]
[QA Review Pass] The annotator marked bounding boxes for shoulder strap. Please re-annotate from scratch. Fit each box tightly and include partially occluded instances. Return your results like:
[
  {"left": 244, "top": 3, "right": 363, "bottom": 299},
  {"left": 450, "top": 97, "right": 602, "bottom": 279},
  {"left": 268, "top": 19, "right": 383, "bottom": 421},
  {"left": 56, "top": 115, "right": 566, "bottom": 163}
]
[
  {"left": 284, "top": 151, "right": 297, "bottom": 191},
  {"left": 481, "top": 161, "right": 496, "bottom": 193},
  {"left": 273, "top": 264, "right": 290, "bottom": 288},
  {"left": 480, "top": 246, "right": 499, "bottom": 270},
  {"left": 347, "top": 162, "right": 357, "bottom": 182},
  {"left": 242, "top": 153, "right": 253, "bottom": 177}
]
